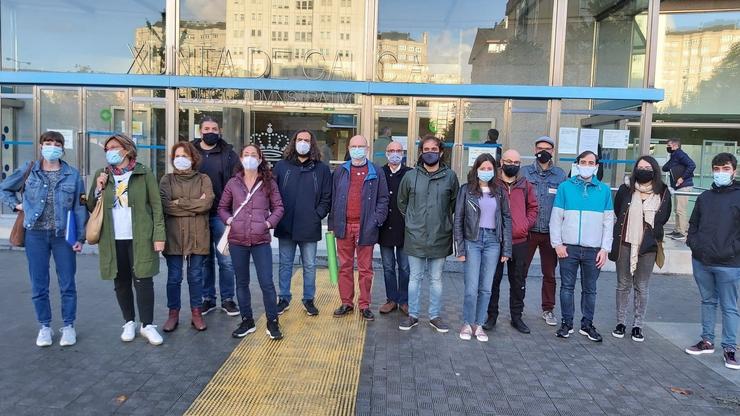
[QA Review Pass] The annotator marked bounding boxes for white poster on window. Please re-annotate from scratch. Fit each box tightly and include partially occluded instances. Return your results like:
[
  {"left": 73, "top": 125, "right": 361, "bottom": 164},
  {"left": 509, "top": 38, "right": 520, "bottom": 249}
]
[
  {"left": 468, "top": 146, "right": 494, "bottom": 166},
  {"left": 558, "top": 127, "right": 578, "bottom": 154},
  {"left": 48, "top": 129, "right": 74, "bottom": 150},
  {"left": 132, "top": 121, "right": 144, "bottom": 136},
  {"left": 578, "top": 128, "right": 600, "bottom": 154},
  {"left": 391, "top": 136, "right": 408, "bottom": 150},
  {"left": 602, "top": 129, "right": 629, "bottom": 149}
]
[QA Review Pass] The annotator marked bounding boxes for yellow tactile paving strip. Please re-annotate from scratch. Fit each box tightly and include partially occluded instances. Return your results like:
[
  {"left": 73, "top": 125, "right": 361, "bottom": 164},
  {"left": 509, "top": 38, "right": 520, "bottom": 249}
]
[{"left": 185, "top": 269, "right": 366, "bottom": 416}]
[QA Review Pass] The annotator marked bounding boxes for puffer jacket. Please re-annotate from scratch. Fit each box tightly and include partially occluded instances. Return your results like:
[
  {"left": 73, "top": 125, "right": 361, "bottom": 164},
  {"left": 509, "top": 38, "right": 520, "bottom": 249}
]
[
  {"left": 453, "top": 183, "right": 512, "bottom": 258},
  {"left": 218, "top": 173, "right": 284, "bottom": 247},
  {"left": 160, "top": 171, "right": 214, "bottom": 256}
]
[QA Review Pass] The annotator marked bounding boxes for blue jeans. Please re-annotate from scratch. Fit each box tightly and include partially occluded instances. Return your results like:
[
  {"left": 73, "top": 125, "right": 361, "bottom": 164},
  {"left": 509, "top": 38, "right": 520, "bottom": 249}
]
[
  {"left": 407, "top": 256, "right": 445, "bottom": 319},
  {"left": 203, "top": 215, "right": 235, "bottom": 302},
  {"left": 24, "top": 230, "right": 77, "bottom": 327},
  {"left": 558, "top": 245, "right": 600, "bottom": 327},
  {"left": 277, "top": 238, "right": 318, "bottom": 302},
  {"left": 692, "top": 258, "right": 740, "bottom": 350},
  {"left": 164, "top": 254, "right": 205, "bottom": 310},
  {"left": 380, "top": 245, "right": 410, "bottom": 305},
  {"left": 231, "top": 243, "right": 278, "bottom": 321},
  {"left": 463, "top": 228, "right": 500, "bottom": 326}
]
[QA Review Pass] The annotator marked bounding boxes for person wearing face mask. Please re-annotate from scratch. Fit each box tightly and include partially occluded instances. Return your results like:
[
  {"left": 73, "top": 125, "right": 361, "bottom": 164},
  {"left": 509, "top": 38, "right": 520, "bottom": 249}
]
[
  {"left": 685, "top": 153, "right": 740, "bottom": 370},
  {"left": 608, "top": 156, "right": 670, "bottom": 342},
  {"left": 159, "top": 142, "right": 214, "bottom": 333},
  {"left": 191, "top": 116, "right": 240, "bottom": 318},
  {"left": 273, "top": 130, "right": 332, "bottom": 317},
  {"left": 661, "top": 138, "right": 695, "bottom": 239},
  {"left": 522, "top": 136, "right": 567, "bottom": 326},
  {"left": 219, "top": 145, "right": 284, "bottom": 340},
  {"left": 328, "top": 135, "right": 389, "bottom": 321},
  {"left": 86, "top": 134, "right": 166, "bottom": 346},
  {"left": 550, "top": 150, "right": 614, "bottom": 342},
  {"left": 454, "top": 153, "right": 512, "bottom": 342},
  {"left": 0, "top": 131, "right": 87, "bottom": 347},
  {"left": 378, "top": 141, "right": 412, "bottom": 315},
  {"left": 397, "top": 134, "right": 459, "bottom": 333},
  {"left": 484, "top": 149, "right": 538, "bottom": 334}
]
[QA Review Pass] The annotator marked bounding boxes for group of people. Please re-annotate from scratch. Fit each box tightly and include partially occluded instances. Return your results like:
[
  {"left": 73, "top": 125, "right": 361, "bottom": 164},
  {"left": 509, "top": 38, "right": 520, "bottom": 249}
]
[{"left": 1, "top": 123, "right": 738, "bottom": 370}]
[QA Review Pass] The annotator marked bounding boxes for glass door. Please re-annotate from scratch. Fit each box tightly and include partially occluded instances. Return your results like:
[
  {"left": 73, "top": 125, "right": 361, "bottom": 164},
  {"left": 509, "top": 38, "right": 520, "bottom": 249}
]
[
  {"left": 414, "top": 99, "right": 457, "bottom": 169},
  {"left": 40, "top": 88, "right": 81, "bottom": 170},
  {"left": 85, "top": 89, "right": 127, "bottom": 181}
]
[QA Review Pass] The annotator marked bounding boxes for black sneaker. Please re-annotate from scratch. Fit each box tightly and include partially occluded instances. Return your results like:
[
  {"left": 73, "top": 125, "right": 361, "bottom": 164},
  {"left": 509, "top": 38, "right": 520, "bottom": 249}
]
[
  {"left": 612, "top": 323, "right": 626, "bottom": 338},
  {"left": 631, "top": 327, "right": 644, "bottom": 342},
  {"left": 221, "top": 299, "right": 240, "bottom": 316},
  {"left": 724, "top": 348, "right": 740, "bottom": 370},
  {"left": 429, "top": 317, "right": 449, "bottom": 333},
  {"left": 579, "top": 324, "right": 603, "bottom": 342},
  {"left": 266, "top": 319, "right": 283, "bottom": 340},
  {"left": 277, "top": 298, "right": 290, "bottom": 315},
  {"left": 482, "top": 315, "right": 497, "bottom": 331},
  {"left": 361, "top": 309, "right": 375, "bottom": 321},
  {"left": 232, "top": 317, "right": 256, "bottom": 338},
  {"left": 202, "top": 299, "right": 217, "bottom": 315},
  {"left": 399, "top": 316, "right": 419, "bottom": 331},
  {"left": 303, "top": 299, "right": 319, "bottom": 316},
  {"left": 333, "top": 304, "right": 354, "bottom": 317},
  {"left": 685, "top": 339, "right": 715, "bottom": 355},
  {"left": 556, "top": 322, "right": 574, "bottom": 338}
]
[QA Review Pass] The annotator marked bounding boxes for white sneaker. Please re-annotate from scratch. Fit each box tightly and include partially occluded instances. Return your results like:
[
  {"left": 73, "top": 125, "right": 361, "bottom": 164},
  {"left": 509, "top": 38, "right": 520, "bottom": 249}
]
[
  {"left": 140, "top": 324, "right": 163, "bottom": 346},
  {"left": 542, "top": 310, "right": 558, "bottom": 326},
  {"left": 36, "top": 326, "right": 53, "bottom": 347},
  {"left": 59, "top": 325, "right": 76, "bottom": 347},
  {"left": 121, "top": 321, "right": 136, "bottom": 342},
  {"left": 459, "top": 324, "right": 473, "bottom": 341},
  {"left": 475, "top": 326, "right": 489, "bottom": 342}
]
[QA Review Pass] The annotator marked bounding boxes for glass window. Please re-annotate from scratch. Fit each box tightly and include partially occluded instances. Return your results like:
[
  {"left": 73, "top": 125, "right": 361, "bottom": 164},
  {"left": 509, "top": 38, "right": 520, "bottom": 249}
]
[
  {"left": 377, "top": 0, "right": 553, "bottom": 84},
  {"left": 1, "top": 0, "right": 166, "bottom": 74},
  {"left": 459, "top": 99, "right": 505, "bottom": 179}
]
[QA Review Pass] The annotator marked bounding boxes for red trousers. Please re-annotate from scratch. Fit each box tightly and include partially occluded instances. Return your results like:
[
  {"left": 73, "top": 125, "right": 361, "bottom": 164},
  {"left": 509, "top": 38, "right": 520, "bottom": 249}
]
[
  {"left": 336, "top": 223, "right": 374, "bottom": 309},
  {"left": 525, "top": 232, "right": 559, "bottom": 312}
]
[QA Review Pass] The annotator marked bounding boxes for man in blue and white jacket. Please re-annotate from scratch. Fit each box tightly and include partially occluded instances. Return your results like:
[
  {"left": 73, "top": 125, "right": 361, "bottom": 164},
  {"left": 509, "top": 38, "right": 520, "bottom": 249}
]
[{"left": 549, "top": 150, "right": 614, "bottom": 342}]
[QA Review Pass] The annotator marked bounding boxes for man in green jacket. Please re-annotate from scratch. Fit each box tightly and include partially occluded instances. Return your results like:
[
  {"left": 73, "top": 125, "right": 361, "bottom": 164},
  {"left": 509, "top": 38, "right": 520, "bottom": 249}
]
[{"left": 397, "top": 135, "right": 459, "bottom": 333}]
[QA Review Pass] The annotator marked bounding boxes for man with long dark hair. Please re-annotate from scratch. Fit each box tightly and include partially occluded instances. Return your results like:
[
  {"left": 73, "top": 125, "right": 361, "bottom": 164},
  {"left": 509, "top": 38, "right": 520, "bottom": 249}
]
[{"left": 273, "top": 130, "right": 332, "bottom": 317}]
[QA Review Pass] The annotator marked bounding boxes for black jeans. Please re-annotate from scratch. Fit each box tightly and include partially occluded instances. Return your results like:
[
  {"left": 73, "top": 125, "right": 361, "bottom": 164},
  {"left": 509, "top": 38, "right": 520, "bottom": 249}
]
[
  {"left": 488, "top": 241, "right": 529, "bottom": 321},
  {"left": 114, "top": 240, "right": 154, "bottom": 326}
]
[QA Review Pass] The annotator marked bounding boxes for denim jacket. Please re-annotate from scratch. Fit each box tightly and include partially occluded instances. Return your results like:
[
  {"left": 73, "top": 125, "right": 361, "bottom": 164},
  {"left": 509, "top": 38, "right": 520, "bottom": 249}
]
[
  {"left": 522, "top": 162, "right": 566, "bottom": 233},
  {"left": 0, "top": 160, "right": 88, "bottom": 242}
]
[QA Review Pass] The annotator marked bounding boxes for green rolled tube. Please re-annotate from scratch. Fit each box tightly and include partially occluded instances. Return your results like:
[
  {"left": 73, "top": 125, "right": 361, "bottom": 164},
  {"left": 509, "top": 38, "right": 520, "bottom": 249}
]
[{"left": 325, "top": 232, "right": 338, "bottom": 285}]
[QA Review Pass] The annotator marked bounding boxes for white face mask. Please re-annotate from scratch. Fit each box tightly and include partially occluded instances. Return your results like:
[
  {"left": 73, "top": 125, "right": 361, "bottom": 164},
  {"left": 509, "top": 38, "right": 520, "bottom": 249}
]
[
  {"left": 295, "top": 140, "right": 311, "bottom": 155},
  {"left": 578, "top": 165, "right": 597, "bottom": 179},
  {"left": 242, "top": 156, "right": 260, "bottom": 171},
  {"left": 173, "top": 156, "right": 192, "bottom": 171}
]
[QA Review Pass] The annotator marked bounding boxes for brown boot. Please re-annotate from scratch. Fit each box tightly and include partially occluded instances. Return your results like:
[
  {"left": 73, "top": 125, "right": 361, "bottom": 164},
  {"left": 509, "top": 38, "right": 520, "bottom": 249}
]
[
  {"left": 191, "top": 307, "right": 207, "bottom": 331},
  {"left": 163, "top": 309, "right": 179, "bottom": 332},
  {"left": 379, "top": 301, "right": 398, "bottom": 314}
]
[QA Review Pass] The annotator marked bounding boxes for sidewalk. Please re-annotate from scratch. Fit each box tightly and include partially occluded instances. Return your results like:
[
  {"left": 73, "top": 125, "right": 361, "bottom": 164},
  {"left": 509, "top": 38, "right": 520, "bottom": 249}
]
[{"left": 0, "top": 250, "right": 738, "bottom": 415}]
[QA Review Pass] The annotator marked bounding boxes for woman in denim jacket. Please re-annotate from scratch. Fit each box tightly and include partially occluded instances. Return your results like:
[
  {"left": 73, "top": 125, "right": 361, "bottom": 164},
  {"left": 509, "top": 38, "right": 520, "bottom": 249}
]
[{"left": 0, "top": 131, "right": 87, "bottom": 348}]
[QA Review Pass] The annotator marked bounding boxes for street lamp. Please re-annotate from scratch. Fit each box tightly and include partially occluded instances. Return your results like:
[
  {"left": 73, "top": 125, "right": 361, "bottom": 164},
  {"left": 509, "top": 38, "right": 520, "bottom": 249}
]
[{"left": 4, "top": 57, "right": 31, "bottom": 71}]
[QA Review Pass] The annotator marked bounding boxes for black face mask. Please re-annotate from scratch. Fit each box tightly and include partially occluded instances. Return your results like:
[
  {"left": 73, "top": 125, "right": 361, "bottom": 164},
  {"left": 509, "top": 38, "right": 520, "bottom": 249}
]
[
  {"left": 502, "top": 164, "right": 520, "bottom": 177},
  {"left": 666, "top": 146, "right": 675, "bottom": 154},
  {"left": 535, "top": 150, "right": 553, "bottom": 164},
  {"left": 634, "top": 169, "right": 655, "bottom": 184},
  {"left": 202, "top": 132, "right": 221, "bottom": 146},
  {"left": 421, "top": 151, "right": 441, "bottom": 166}
]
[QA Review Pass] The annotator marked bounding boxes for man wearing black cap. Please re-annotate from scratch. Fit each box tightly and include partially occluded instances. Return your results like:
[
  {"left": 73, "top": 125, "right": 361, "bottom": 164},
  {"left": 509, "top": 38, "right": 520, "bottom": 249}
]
[{"left": 523, "top": 136, "right": 566, "bottom": 326}]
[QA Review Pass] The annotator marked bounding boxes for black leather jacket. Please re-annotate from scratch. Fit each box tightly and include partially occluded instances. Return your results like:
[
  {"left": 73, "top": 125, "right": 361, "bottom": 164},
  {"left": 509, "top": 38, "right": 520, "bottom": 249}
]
[{"left": 453, "top": 183, "right": 512, "bottom": 258}]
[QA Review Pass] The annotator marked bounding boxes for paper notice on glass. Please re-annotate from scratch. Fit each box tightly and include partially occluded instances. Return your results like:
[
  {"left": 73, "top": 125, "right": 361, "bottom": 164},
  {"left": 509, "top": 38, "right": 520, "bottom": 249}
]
[
  {"left": 468, "top": 146, "right": 493, "bottom": 166},
  {"left": 558, "top": 127, "right": 578, "bottom": 154},
  {"left": 391, "top": 136, "right": 408, "bottom": 150},
  {"left": 578, "top": 128, "right": 600, "bottom": 154},
  {"left": 132, "top": 121, "right": 144, "bottom": 136},
  {"left": 48, "top": 129, "right": 75, "bottom": 150},
  {"left": 602, "top": 129, "right": 629, "bottom": 149}
]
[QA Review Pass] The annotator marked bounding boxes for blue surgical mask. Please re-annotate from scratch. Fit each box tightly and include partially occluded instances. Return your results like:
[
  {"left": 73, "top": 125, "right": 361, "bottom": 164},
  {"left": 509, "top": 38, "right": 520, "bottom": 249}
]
[
  {"left": 241, "top": 156, "right": 260, "bottom": 171},
  {"left": 106, "top": 149, "right": 124, "bottom": 166},
  {"left": 41, "top": 145, "right": 64, "bottom": 162},
  {"left": 477, "top": 170, "right": 494, "bottom": 182},
  {"left": 349, "top": 147, "right": 366, "bottom": 160},
  {"left": 713, "top": 171, "right": 734, "bottom": 187},
  {"left": 386, "top": 152, "right": 403, "bottom": 165},
  {"left": 578, "top": 165, "right": 597, "bottom": 179}
]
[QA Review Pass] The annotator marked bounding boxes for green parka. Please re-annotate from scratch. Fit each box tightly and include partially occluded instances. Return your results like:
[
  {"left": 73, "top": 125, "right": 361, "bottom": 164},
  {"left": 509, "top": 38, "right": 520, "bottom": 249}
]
[{"left": 86, "top": 163, "right": 166, "bottom": 280}]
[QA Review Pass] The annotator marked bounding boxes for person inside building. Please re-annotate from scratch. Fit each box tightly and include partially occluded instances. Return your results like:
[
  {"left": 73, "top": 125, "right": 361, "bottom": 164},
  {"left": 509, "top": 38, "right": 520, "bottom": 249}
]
[
  {"left": 483, "top": 128, "right": 503, "bottom": 163},
  {"left": 662, "top": 138, "right": 695, "bottom": 240}
]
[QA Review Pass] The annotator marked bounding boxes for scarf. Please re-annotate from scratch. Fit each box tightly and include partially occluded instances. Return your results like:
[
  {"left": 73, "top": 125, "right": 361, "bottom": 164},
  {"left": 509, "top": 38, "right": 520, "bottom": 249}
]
[
  {"left": 625, "top": 182, "right": 661, "bottom": 274},
  {"left": 108, "top": 158, "right": 137, "bottom": 176}
]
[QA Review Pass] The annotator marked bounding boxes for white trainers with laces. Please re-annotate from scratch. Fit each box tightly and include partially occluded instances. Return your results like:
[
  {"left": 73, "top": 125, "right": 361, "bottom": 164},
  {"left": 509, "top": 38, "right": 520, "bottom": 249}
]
[
  {"left": 59, "top": 325, "right": 76, "bottom": 347},
  {"left": 121, "top": 321, "right": 137, "bottom": 342},
  {"left": 475, "top": 325, "right": 489, "bottom": 342},
  {"left": 542, "top": 310, "right": 558, "bottom": 326},
  {"left": 459, "top": 324, "right": 473, "bottom": 341},
  {"left": 140, "top": 324, "right": 163, "bottom": 346},
  {"left": 36, "top": 326, "right": 53, "bottom": 347}
]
